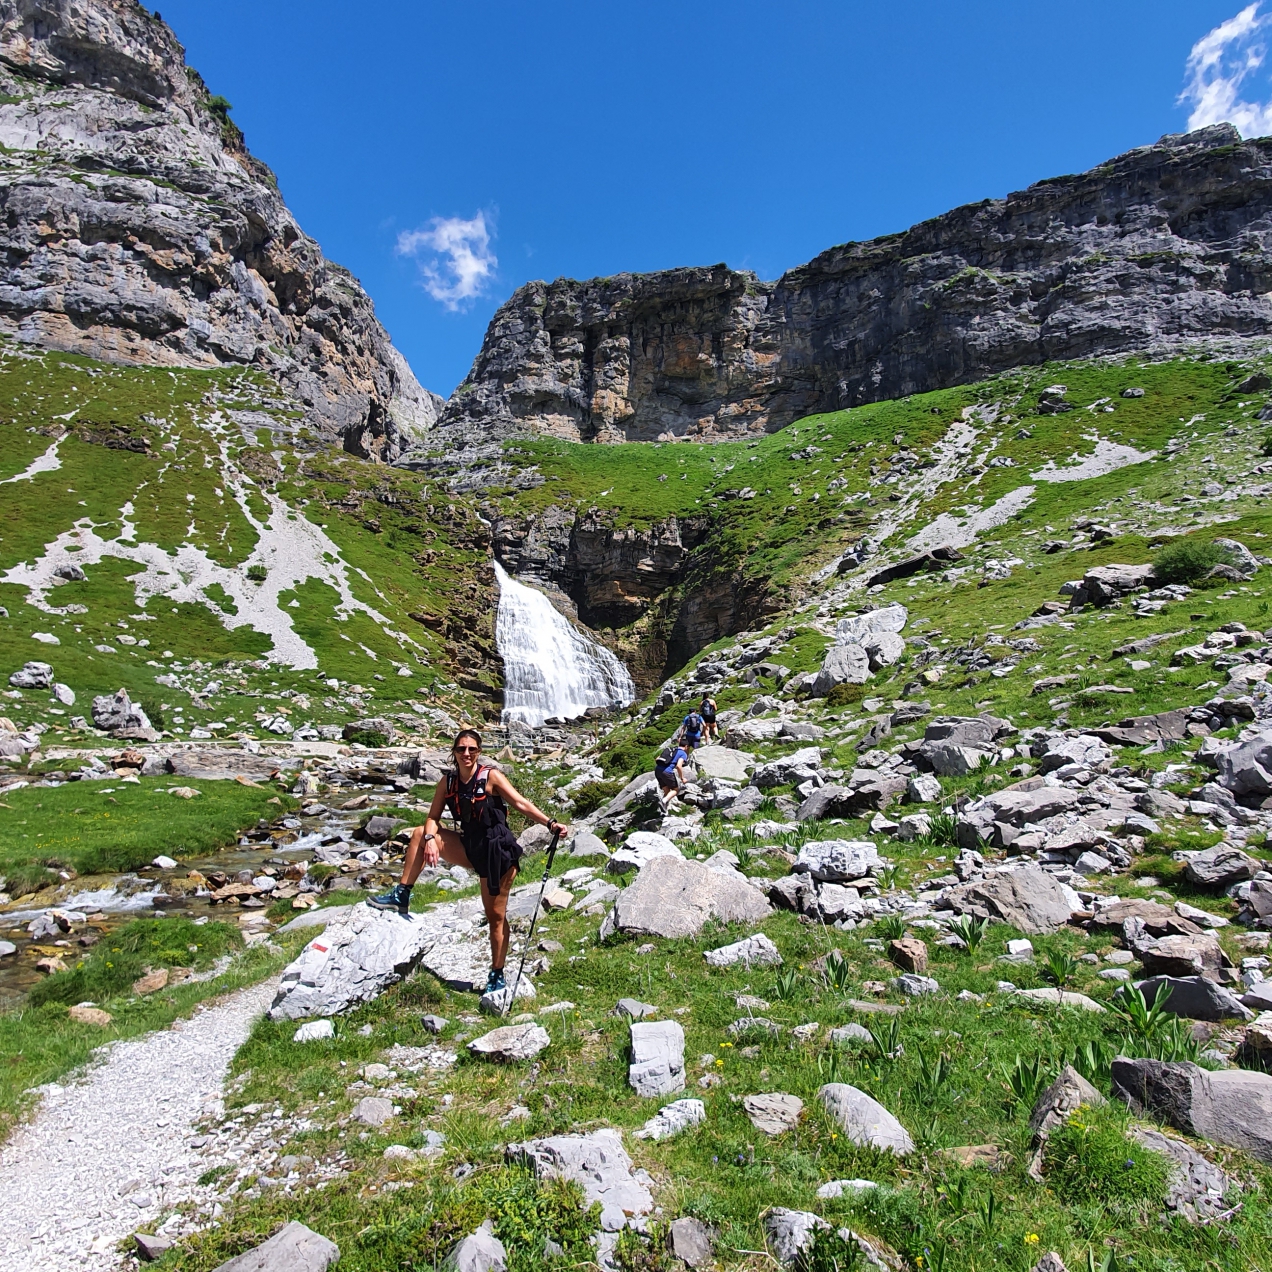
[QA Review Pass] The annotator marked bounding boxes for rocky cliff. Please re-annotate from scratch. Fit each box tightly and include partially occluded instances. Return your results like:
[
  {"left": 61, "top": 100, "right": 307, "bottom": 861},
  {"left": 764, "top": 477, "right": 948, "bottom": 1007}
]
[
  {"left": 0, "top": 0, "right": 439, "bottom": 460},
  {"left": 434, "top": 124, "right": 1272, "bottom": 447}
]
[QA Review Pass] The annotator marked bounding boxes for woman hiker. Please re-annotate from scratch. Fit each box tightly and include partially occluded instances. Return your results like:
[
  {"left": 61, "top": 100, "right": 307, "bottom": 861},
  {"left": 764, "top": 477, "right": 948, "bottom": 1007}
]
[{"left": 370, "top": 729, "right": 566, "bottom": 994}]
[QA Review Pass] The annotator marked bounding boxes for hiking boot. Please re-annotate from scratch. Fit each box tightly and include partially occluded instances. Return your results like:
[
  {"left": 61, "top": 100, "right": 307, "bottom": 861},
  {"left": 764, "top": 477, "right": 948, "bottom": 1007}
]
[
  {"left": 485, "top": 967, "right": 506, "bottom": 994},
  {"left": 368, "top": 883, "right": 412, "bottom": 916}
]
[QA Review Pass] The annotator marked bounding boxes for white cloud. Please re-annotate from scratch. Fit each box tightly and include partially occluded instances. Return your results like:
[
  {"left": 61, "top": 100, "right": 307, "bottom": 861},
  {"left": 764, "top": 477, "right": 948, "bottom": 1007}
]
[
  {"left": 1179, "top": 2, "right": 1272, "bottom": 137},
  {"left": 396, "top": 212, "right": 497, "bottom": 310}
]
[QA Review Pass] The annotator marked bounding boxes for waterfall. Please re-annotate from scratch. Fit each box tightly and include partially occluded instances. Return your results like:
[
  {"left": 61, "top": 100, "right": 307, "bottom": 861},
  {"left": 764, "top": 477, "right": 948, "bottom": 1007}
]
[{"left": 493, "top": 561, "right": 636, "bottom": 726}]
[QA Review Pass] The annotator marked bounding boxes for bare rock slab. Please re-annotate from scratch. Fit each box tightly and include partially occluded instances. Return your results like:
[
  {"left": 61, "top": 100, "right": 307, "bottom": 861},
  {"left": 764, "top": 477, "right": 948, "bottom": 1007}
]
[
  {"left": 744, "top": 1093, "right": 803, "bottom": 1135},
  {"left": 211, "top": 1221, "right": 339, "bottom": 1272},
  {"left": 794, "top": 839, "right": 882, "bottom": 882},
  {"left": 817, "top": 1083, "right": 913, "bottom": 1155},
  {"left": 942, "top": 864, "right": 1074, "bottom": 935},
  {"left": 603, "top": 854, "right": 770, "bottom": 940},
  {"left": 1111, "top": 1057, "right": 1272, "bottom": 1163},
  {"left": 629, "top": 1020, "right": 686, "bottom": 1097},
  {"left": 509, "top": 1129, "right": 653, "bottom": 1231},
  {"left": 468, "top": 1023, "right": 551, "bottom": 1063},
  {"left": 352, "top": 1096, "right": 394, "bottom": 1126},
  {"left": 704, "top": 933, "right": 782, "bottom": 968},
  {"left": 764, "top": 1209, "right": 829, "bottom": 1265}
]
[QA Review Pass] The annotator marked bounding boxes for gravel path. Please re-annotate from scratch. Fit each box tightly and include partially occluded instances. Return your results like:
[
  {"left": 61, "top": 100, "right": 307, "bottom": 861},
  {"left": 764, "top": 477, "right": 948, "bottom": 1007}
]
[{"left": 0, "top": 977, "right": 277, "bottom": 1271}]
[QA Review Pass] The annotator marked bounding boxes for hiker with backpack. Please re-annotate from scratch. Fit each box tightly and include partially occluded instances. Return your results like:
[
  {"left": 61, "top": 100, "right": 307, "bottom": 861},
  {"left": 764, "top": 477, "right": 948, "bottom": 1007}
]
[
  {"left": 679, "top": 706, "right": 705, "bottom": 751},
  {"left": 654, "top": 739, "right": 691, "bottom": 814},
  {"left": 370, "top": 728, "right": 566, "bottom": 994},
  {"left": 699, "top": 694, "right": 718, "bottom": 742}
]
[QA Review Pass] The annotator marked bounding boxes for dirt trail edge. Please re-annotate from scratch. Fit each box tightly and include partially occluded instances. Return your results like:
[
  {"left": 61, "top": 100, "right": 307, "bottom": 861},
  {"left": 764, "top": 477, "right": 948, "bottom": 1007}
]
[{"left": 0, "top": 977, "right": 278, "bottom": 1272}]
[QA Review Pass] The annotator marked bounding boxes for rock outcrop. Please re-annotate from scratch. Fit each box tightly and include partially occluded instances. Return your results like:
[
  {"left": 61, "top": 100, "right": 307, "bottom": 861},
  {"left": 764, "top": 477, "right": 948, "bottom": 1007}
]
[
  {"left": 0, "top": 0, "right": 437, "bottom": 460},
  {"left": 432, "top": 124, "right": 1272, "bottom": 448}
]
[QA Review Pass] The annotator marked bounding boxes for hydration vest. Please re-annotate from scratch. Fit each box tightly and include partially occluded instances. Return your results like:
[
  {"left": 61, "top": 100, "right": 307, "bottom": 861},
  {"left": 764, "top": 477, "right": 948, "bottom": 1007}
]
[{"left": 445, "top": 764, "right": 508, "bottom": 835}]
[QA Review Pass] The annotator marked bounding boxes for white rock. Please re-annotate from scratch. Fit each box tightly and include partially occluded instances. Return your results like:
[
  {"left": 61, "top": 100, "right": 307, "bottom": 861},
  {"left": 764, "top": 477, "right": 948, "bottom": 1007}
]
[
  {"left": 509, "top": 1129, "right": 653, "bottom": 1232},
  {"left": 794, "top": 840, "right": 882, "bottom": 882},
  {"left": 816, "top": 1179, "right": 878, "bottom": 1199},
  {"left": 818, "top": 1083, "right": 913, "bottom": 1154},
  {"left": 633, "top": 1098, "right": 706, "bottom": 1140},
  {"left": 629, "top": 1020, "right": 686, "bottom": 1097},
  {"left": 608, "top": 831, "right": 681, "bottom": 874},
  {"left": 292, "top": 1020, "right": 335, "bottom": 1043},
  {"left": 704, "top": 933, "right": 782, "bottom": 968},
  {"left": 468, "top": 1023, "right": 551, "bottom": 1063}
]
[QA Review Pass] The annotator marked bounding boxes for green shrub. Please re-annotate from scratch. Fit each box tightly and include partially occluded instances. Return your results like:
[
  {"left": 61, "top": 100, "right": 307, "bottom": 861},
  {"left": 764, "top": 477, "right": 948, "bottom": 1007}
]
[
  {"left": 1261, "top": 428, "right": 1272, "bottom": 458},
  {"left": 827, "top": 682, "right": 865, "bottom": 707},
  {"left": 1042, "top": 1108, "right": 1169, "bottom": 1205},
  {"left": 570, "top": 778, "right": 624, "bottom": 817},
  {"left": 1151, "top": 538, "right": 1229, "bottom": 585},
  {"left": 29, "top": 918, "right": 241, "bottom": 1007},
  {"left": 345, "top": 729, "right": 388, "bottom": 748},
  {"left": 246, "top": 563, "right": 267, "bottom": 583}
]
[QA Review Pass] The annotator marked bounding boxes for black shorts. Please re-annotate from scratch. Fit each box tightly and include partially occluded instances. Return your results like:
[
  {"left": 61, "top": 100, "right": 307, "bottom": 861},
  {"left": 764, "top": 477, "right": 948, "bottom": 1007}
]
[
  {"left": 656, "top": 769, "right": 678, "bottom": 791},
  {"left": 461, "top": 822, "right": 522, "bottom": 894}
]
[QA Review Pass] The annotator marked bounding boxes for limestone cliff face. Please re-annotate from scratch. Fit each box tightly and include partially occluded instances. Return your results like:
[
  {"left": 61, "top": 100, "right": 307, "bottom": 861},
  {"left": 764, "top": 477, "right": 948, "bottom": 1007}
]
[
  {"left": 436, "top": 125, "right": 1272, "bottom": 446},
  {"left": 0, "top": 0, "right": 440, "bottom": 459}
]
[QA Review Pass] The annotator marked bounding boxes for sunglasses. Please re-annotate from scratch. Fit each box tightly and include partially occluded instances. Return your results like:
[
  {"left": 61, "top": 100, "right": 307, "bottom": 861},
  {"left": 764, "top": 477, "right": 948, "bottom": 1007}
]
[{"left": 454, "top": 745, "right": 480, "bottom": 754}]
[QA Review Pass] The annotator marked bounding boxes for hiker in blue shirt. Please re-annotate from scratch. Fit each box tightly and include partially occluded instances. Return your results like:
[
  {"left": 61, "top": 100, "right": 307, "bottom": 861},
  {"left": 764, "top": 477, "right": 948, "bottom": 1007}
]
[
  {"left": 654, "top": 742, "right": 690, "bottom": 814},
  {"left": 679, "top": 708, "right": 705, "bottom": 751}
]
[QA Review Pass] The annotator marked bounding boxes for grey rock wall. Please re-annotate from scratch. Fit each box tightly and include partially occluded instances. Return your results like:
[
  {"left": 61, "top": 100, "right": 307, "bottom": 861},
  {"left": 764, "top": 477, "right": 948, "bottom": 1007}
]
[
  {"left": 434, "top": 124, "right": 1272, "bottom": 447},
  {"left": 0, "top": 0, "right": 438, "bottom": 460}
]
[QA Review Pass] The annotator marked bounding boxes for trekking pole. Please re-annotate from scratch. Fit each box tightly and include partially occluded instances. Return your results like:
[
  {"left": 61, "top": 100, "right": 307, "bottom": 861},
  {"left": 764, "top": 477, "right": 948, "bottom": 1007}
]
[{"left": 502, "top": 825, "right": 562, "bottom": 1018}]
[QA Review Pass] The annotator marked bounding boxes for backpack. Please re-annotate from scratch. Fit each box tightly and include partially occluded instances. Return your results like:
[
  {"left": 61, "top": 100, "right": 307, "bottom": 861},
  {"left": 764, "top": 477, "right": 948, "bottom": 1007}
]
[
  {"left": 655, "top": 746, "right": 678, "bottom": 776},
  {"left": 684, "top": 712, "right": 704, "bottom": 735}
]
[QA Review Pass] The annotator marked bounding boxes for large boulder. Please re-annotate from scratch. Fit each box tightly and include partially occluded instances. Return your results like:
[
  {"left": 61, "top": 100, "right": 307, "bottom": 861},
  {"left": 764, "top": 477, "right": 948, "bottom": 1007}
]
[
  {"left": 794, "top": 840, "right": 882, "bottom": 882},
  {"left": 8, "top": 661, "right": 52, "bottom": 689},
  {"left": 91, "top": 688, "right": 153, "bottom": 736},
  {"left": 863, "top": 630, "right": 905, "bottom": 670},
  {"left": 978, "top": 784, "right": 1081, "bottom": 825},
  {"left": 1088, "top": 898, "right": 1200, "bottom": 938},
  {"left": 1111, "top": 1057, "right": 1272, "bottom": 1163},
  {"left": 629, "top": 1020, "right": 685, "bottom": 1097},
  {"left": 1215, "top": 731, "right": 1272, "bottom": 799},
  {"left": 1183, "top": 845, "right": 1259, "bottom": 888},
  {"left": 693, "top": 746, "right": 755, "bottom": 783},
  {"left": 835, "top": 604, "right": 908, "bottom": 644},
  {"left": 1038, "top": 734, "right": 1112, "bottom": 774},
  {"left": 753, "top": 747, "right": 823, "bottom": 788},
  {"left": 508, "top": 1130, "right": 653, "bottom": 1232},
  {"left": 603, "top": 855, "right": 770, "bottom": 939},
  {"left": 940, "top": 864, "right": 1074, "bottom": 935},
  {"left": 608, "top": 831, "right": 682, "bottom": 875},
  {"left": 167, "top": 749, "right": 281, "bottom": 781},
  {"left": 919, "top": 716, "right": 1002, "bottom": 775},
  {"left": 594, "top": 772, "right": 659, "bottom": 820},
  {"left": 210, "top": 1221, "right": 338, "bottom": 1272},
  {"left": 811, "top": 645, "right": 871, "bottom": 696},
  {"left": 1135, "top": 976, "right": 1252, "bottom": 1022},
  {"left": 817, "top": 1083, "right": 913, "bottom": 1155},
  {"left": 1029, "top": 1065, "right": 1106, "bottom": 1145},
  {"left": 1129, "top": 932, "right": 1231, "bottom": 981},
  {"left": 1070, "top": 563, "right": 1156, "bottom": 608},
  {"left": 269, "top": 900, "right": 489, "bottom": 1019}
]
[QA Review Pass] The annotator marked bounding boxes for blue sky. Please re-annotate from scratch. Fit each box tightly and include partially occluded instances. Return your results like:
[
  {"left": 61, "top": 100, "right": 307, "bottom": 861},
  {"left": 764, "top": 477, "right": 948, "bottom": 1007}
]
[{"left": 158, "top": 1, "right": 1266, "bottom": 397}]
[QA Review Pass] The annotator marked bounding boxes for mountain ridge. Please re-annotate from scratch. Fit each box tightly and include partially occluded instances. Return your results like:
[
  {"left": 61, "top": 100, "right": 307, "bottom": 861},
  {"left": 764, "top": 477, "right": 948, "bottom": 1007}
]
[
  {"left": 428, "top": 123, "right": 1272, "bottom": 451},
  {"left": 0, "top": 0, "right": 439, "bottom": 462}
]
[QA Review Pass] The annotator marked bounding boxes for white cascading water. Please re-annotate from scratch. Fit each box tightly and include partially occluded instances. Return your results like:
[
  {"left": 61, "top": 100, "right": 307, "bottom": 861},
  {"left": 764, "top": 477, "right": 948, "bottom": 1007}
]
[{"left": 493, "top": 561, "right": 636, "bottom": 726}]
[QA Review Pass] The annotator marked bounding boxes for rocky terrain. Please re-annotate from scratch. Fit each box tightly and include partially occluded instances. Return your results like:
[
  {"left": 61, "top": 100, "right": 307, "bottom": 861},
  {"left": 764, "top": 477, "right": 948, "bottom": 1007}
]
[
  {"left": 430, "top": 124, "right": 1272, "bottom": 448},
  {"left": 0, "top": 0, "right": 439, "bottom": 461}
]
